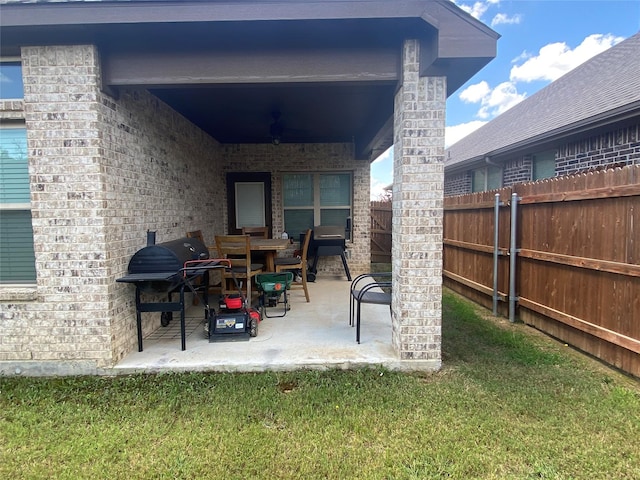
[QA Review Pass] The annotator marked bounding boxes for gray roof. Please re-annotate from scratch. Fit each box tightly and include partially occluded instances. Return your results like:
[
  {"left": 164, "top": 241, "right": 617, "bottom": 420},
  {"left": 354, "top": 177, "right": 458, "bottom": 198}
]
[{"left": 446, "top": 30, "right": 640, "bottom": 169}]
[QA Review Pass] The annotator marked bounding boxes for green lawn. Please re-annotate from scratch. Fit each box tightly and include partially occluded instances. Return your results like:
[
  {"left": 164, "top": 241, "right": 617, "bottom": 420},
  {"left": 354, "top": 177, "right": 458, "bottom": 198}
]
[{"left": 1, "top": 291, "right": 639, "bottom": 479}]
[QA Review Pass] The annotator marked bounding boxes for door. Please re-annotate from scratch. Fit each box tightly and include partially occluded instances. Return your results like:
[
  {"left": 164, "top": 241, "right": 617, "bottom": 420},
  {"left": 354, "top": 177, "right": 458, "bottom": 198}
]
[{"left": 226, "top": 172, "right": 272, "bottom": 236}]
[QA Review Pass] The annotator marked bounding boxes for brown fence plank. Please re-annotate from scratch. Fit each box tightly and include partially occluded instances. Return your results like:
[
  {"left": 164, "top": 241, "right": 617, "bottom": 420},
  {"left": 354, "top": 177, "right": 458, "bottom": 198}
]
[
  {"left": 370, "top": 201, "right": 392, "bottom": 263},
  {"left": 519, "top": 297, "right": 640, "bottom": 355},
  {"left": 519, "top": 248, "right": 640, "bottom": 277},
  {"left": 443, "top": 165, "right": 640, "bottom": 377}
]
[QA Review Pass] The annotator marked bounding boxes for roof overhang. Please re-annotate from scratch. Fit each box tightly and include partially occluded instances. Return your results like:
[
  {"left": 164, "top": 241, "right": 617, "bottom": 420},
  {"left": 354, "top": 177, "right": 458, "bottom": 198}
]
[
  {"left": 1, "top": 0, "right": 498, "bottom": 160},
  {"left": 445, "top": 102, "right": 640, "bottom": 175}
]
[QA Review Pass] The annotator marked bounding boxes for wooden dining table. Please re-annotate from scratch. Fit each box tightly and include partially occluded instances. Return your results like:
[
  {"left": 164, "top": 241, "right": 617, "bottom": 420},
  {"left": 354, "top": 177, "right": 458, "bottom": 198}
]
[{"left": 249, "top": 238, "right": 291, "bottom": 272}]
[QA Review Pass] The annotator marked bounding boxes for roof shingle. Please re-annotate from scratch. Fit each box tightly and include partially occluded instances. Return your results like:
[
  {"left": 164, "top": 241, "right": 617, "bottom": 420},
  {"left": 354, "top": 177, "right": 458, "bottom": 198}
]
[{"left": 446, "top": 31, "right": 640, "bottom": 168}]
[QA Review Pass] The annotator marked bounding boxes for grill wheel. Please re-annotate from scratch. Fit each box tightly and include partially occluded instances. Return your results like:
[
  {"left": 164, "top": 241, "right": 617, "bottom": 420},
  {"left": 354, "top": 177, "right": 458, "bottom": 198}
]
[{"left": 161, "top": 312, "right": 172, "bottom": 327}]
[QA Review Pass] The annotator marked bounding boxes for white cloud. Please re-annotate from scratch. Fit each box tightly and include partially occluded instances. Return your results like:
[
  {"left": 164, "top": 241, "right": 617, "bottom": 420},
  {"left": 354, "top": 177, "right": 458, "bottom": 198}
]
[
  {"left": 477, "top": 81, "right": 527, "bottom": 118},
  {"left": 370, "top": 178, "right": 391, "bottom": 201},
  {"left": 510, "top": 33, "right": 625, "bottom": 83},
  {"left": 370, "top": 147, "right": 394, "bottom": 200},
  {"left": 454, "top": 1, "right": 488, "bottom": 19},
  {"left": 455, "top": 33, "right": 623, "bottom": 127},
  {"left": 459, "top": 81, "right": 491, "bottom": 103},
  {"left": 491, "top": 13, "right": 521, "bottom": 27},
  {"left": 459, "top": 80, "right": 527, "bottom": 120},
  {"left": 446, "top": 121, "right": 487, "bottom": 148},
  {"left": 453, "top": 0, "right": 500, "bottom": 20}
]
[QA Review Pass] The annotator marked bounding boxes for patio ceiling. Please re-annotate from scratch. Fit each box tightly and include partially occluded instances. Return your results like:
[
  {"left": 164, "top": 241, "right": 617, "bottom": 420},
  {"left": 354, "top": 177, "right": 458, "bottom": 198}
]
[{"left": 0, "top": 0, "right": 499, "bottom": 160}]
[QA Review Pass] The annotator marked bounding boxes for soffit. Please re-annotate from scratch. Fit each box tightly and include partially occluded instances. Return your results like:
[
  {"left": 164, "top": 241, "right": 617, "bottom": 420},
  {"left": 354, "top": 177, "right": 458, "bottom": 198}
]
[{"left": 1, "top": 0, "right": 499, "bottom": 160}]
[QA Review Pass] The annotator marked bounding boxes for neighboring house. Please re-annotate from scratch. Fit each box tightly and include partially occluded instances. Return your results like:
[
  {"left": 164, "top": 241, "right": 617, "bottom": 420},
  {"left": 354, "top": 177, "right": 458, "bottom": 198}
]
[
  {"left": 444, "top": 31, "right": 640, "bottom": 196},
  {"left": 0, "top": 0, "right": 498, "bottom": 375}
]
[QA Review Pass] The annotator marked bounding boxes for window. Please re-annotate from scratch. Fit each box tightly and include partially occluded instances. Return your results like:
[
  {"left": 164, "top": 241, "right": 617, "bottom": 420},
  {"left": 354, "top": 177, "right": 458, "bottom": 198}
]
[
  {"left": 0, "top": 59, "right": 24, "bottom": 99},
  {"left": 0, "top": 126, "right": 36, "bottom": 283},
  {"left": 472, "top": 165, "right": 502, "bottom": 192},
  {"left": 533, "top": 151, "right": 556, "bottom": 180},
  {"left": 283, "top": 172, "right": 352, "bottom": 237}
]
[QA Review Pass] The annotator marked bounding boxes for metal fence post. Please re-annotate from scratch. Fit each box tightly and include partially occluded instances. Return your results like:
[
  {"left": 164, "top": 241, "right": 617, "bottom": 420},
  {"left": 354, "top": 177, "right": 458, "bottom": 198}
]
[
  {"left": 493, "top": 193, "right": 500, "bottom": 316},
  {"left": 509, "top": 192, "right": 519, "bottom": 322}
]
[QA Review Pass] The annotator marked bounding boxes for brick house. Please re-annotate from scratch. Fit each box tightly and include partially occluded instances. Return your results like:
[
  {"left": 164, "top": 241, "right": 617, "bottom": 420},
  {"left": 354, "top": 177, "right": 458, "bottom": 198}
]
[
  {"left": 0, "top": 0, "right": 498, "bottom": 375},
  {"left": 445, "top": 31, "right": 640, "bottom": 196}
]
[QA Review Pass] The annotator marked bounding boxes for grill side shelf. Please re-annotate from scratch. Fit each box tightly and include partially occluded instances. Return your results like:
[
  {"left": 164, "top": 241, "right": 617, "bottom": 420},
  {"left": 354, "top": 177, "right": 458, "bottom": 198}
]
[{"left": 116, "top": 272, "right": 178, "bottom": 283}]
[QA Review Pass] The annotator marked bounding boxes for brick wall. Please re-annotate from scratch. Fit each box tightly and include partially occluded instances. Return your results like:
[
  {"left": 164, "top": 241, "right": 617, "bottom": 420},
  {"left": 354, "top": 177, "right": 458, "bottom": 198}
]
[
  {"left": 0, "top": 45, "right": 224, "bottom": 374},
  {"left": 556, "top": 124, "right": 640, "bottom": 176},
  {"left": 444, "top": 171, "right": 471, "bottom": 196},
  {"left": 391, "top": 39, "right": 444, "bottom": 369},
  {"left": 221, "top": 143, "right": 371, "bottom": 277},
  {"left": 503, "top": 155, "right": 533, "bottom": 186},
  {"left": 102, "top": 89, "right": 225, "bottom": 363}
]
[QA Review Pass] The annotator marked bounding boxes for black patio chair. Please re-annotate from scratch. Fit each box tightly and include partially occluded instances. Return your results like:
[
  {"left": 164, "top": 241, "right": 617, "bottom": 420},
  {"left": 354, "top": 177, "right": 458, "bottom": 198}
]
[{"left": 349, "top": 272, "right": 392, "bottom": 343}]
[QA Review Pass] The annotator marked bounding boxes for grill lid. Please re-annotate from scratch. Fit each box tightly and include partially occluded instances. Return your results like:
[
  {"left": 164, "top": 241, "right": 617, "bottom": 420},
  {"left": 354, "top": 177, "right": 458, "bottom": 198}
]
[
  {"left": 127, "top": 237, "right": 209, "bottom": 275},
  {"left": 313, "top": 225, "right": 345, "bottom": 240}
]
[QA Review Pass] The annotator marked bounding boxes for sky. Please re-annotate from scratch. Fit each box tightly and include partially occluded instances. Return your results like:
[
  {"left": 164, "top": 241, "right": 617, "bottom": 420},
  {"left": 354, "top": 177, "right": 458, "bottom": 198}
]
[{"left": 370, "top": 0, "right": 640, "bottom": 199}]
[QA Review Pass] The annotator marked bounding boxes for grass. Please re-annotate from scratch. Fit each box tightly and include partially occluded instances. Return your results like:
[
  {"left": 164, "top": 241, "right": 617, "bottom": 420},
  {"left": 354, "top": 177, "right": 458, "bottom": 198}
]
[{"left": 1, "top": 290, "right": 639, "bottom": 479}]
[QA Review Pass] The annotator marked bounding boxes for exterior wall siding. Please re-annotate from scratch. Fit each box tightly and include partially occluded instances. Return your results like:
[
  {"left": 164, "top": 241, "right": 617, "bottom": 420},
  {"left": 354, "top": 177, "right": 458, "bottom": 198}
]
[
  {"left": 0, "top": 45, "right": 224, "bottom": 374},
  {"left": 392, "top": 39, "right": 444, "bottom": 369}
]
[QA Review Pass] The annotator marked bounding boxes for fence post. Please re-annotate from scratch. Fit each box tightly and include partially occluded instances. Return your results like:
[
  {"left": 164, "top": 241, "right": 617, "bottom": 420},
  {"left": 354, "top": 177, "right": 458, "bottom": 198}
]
[
  {"left": 493, "top": 193, "right": 500, "bottom": 316},
  {"left": 509, "top": 192, "right": 519, "bottom": 322}
]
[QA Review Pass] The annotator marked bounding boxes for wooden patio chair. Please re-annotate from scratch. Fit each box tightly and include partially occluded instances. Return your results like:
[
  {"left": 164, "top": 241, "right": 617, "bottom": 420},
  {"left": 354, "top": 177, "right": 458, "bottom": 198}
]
[
  {"left": 214, "top": 234, "right": 263, "bottom": 302},
  {"left": 241, "top": 226, "right": 269, "bottom": 238},
  {"left": 242, "top": 226, "right": 269, "bottom": 264},
  {"left": 273, "top": 228, "right": 312, "bottom": 302}
]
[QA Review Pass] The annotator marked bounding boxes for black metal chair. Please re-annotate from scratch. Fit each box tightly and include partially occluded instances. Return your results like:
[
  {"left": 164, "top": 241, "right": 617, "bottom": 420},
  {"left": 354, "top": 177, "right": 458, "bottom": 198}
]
[{"left": 349, "top": 272, "right": 392, "bottom": 343}]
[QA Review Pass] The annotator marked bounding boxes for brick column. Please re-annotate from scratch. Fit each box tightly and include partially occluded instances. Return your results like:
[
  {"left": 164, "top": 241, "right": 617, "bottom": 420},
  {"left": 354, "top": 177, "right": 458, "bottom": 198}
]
[
  {"left": 22, "top": 45, "right": 113, "bottom": 368},
  {"left": 392, "top": 39, "right": 445, "bottom": 369}
]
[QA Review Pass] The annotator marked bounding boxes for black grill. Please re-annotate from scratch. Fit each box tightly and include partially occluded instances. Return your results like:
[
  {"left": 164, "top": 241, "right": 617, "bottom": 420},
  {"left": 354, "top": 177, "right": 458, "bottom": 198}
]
[
  {"left": 117, "top": 236, "right": 217, "bottom": 351},
  {"left": 125, "top": 237, "right": 210, "bottom": 293},
  {"left": 307, "top": 226, "right": 352, "bottom": 281}
]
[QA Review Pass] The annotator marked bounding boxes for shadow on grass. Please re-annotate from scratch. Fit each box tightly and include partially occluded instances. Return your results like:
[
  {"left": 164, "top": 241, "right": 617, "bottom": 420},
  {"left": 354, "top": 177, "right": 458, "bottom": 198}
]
[{"left": 442, "top": 290, "right": 565, "bottom": 368}]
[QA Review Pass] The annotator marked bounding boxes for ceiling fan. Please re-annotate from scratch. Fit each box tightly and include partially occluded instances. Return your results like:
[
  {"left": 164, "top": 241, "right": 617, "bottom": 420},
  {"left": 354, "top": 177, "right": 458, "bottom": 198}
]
[
  {"left": 268, "top": 109, "right": 310, "bottom": 145},
  {"left": 269, "top": 110, "right": 284, "bottom": 145}
]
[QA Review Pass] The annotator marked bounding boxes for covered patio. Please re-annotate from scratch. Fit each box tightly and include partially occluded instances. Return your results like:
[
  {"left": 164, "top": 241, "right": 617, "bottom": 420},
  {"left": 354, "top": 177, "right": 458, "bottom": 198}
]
[
  {"left": 0, "top": 0, "right": 499, "bottom": 376},
  {"left": 114, "top": 276, "right": 396, "bottom": 374}
]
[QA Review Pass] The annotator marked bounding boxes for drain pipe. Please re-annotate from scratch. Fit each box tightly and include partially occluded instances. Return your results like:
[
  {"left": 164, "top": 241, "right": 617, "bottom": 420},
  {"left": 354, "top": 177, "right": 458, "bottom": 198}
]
[{"left": 508, "top": 193, "right": 519, "bottom": 322}]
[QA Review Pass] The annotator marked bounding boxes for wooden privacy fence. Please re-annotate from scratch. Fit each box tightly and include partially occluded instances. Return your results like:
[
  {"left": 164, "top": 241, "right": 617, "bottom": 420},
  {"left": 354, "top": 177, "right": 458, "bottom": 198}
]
[
  {"left": 444, "top": 165, "right": 640, "bottom": 377},
  {"left": 370, "top": 200, "right": 392, "bottom": 263}
]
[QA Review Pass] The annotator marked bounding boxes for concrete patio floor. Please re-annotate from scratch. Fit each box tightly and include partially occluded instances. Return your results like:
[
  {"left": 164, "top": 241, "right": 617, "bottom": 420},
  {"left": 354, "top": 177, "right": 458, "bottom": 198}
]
[{"left": 114, "top": 275, "right": 399, "bottom": 374}]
